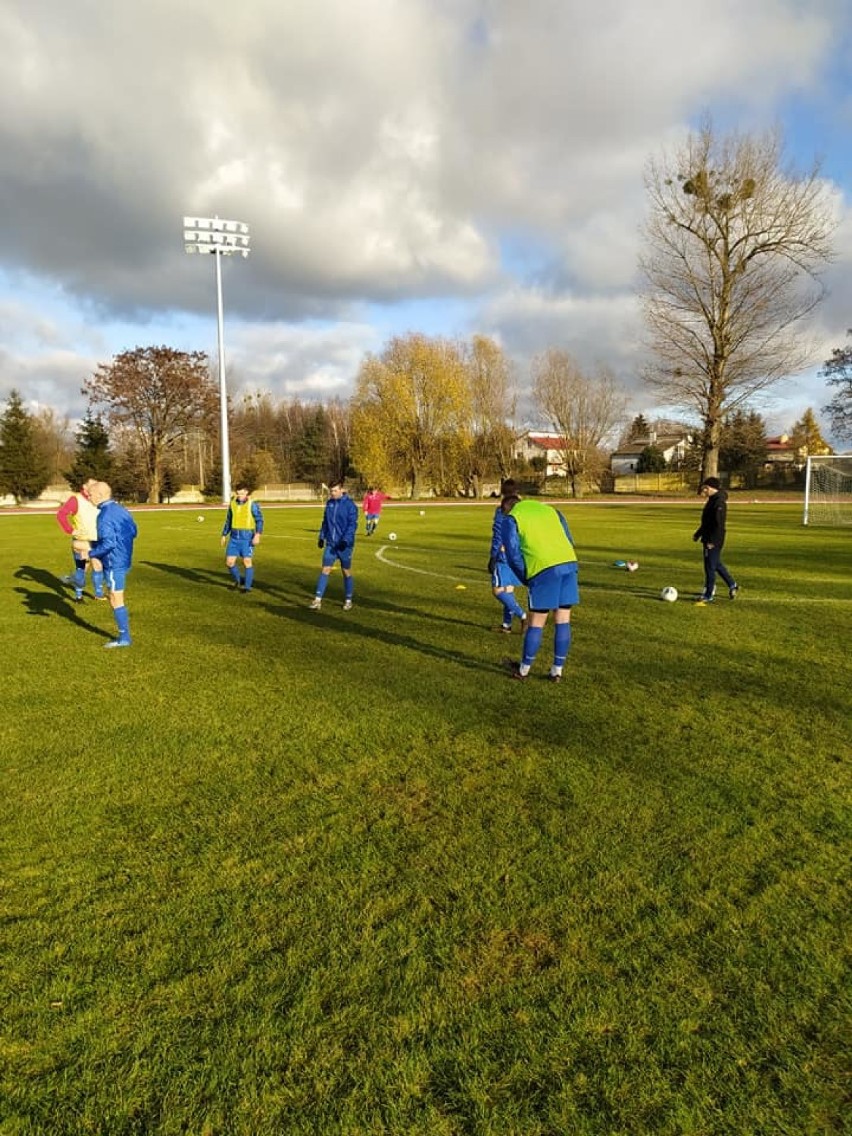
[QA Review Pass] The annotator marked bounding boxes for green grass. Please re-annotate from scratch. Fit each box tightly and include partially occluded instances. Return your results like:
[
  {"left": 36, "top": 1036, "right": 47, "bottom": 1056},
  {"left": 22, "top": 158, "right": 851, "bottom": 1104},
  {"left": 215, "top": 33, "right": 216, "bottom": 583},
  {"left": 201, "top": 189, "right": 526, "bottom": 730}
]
[{"left": 1, "top": 502, "right": 849, "bottom": 1135}]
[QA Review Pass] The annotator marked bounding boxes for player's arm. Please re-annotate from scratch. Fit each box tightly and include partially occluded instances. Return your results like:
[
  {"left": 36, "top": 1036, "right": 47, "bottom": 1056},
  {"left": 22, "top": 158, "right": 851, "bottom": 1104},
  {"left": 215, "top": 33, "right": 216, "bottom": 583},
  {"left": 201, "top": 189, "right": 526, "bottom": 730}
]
[
  {"left": 88, "top": 515, "right": 115, "bottom": 561},
  {"left": 56, "top": 496, "right": 78, "bottom": 534},
  {"left": 342, "top": 500, "right": 358, "bottom": 546},
  {"left": 251, "top": 502, "right": 263, "bottom": 543},
  {"left": 489, "top": 507, "right": 505, "bottom": 561},
  {"left": 557, "top": 511, "right": 575, "bottom": 546},
  {"left": 501, "top": 515, "right": 526, "bottom": 584}
]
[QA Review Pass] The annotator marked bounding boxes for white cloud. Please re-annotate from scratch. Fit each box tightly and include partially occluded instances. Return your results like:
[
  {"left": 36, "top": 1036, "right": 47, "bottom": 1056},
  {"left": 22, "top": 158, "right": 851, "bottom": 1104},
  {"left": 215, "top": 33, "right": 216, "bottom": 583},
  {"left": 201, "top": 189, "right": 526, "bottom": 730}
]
[{"left": 0, "top": 0, "right": 848, "bottom": 435}]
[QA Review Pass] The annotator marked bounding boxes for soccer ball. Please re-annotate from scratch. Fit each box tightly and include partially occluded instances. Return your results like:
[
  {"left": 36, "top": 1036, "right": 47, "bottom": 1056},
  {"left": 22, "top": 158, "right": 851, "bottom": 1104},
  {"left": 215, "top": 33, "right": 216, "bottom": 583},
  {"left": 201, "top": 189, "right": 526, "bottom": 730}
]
[
  {"left": 197, "top": 515, "right": 205, "bottom": 522},
  {"left": 419, "top": 510, "right": 425, "bottom": 516},
  {"left": 388, "top": 532, "right": 397, "bottom": 541},
  {"left": 626, "top": 560, "right": 639, "bottom": 572},
  {"left": 660, "top": 586, "right": 678, "bottom": 603}
]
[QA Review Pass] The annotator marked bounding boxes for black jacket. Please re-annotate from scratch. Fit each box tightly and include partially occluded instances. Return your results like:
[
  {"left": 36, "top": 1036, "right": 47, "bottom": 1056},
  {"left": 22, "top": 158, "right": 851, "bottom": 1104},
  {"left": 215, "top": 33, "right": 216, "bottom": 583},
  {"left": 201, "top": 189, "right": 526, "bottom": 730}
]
[{"left": 694, "top": 489, "right": 727, "bottom": 547}]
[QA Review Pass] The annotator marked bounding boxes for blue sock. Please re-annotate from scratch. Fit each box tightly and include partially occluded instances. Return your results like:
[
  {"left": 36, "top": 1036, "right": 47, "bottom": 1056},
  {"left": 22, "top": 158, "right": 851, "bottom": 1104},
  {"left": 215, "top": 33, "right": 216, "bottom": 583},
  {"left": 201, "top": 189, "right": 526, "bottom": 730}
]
[
  {"left": 496, "top": 594, "right": 516, "bottom": 626},
  {"left": 315, "top": 574, "right": 330, "bottom": 598},
  {"left": 244, "top": 567, "right": 254, "bottom": 590},
  {"left": 554, "top": 622, "right": 572, "bottom": 667},
  {"left": 114, "top": 605, "right": 130, "bottom": 641},
  {"left": 521, "top": 625, "right": 543, "bottom": 668},
  {"left": 507, "top": 594, "right": 525, "bottom": 620},
  {"left": 74, "top": 561, "right": 86, "bottom": 589},
  {"left": 92, "top": 569, "right": 105, "bottom": 597},
  {"left": 229, "top": 565, "right": 241, "bottom": 585},
  {"left": 344, "top": 575, "right": 354, "bottom": 600}
]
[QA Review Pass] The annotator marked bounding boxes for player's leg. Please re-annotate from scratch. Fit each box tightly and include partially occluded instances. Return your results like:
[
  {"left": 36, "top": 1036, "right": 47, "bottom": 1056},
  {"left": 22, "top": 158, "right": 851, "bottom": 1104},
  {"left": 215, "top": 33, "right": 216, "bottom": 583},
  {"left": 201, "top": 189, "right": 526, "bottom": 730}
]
[
  {"left": 90, "top": 555, "right": 106, "bottom": 599},
  {"left": 242, "top": 554, "right": 254, "bottom": 592},
  {"left": 225, "top": 552, "right": 242, "bottom": 588},
  {"left": 699, "top": 545, "right": 717, "bottom": 601},
  {"left": 64, "top": 549, "right": 87, "bottom": 600},
  {"left": 549, "top": 568, "right": 579, "bottom": 681},
  {"left": 311, "top": 549, "right": 336, "bottom": 607},
  {"left": 340, "top": 551, "right": 354, "bottom": 608},
  {"left": 103, "top": 569, "right": 131, "bottom": 647}
]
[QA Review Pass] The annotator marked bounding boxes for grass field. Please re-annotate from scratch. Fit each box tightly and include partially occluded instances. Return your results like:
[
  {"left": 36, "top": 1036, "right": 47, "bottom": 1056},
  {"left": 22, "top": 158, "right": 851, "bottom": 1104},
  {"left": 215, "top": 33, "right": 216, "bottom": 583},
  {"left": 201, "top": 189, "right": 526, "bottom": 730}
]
[{"left": 1, "top": 500, "right": 849, "bottom": 1136}]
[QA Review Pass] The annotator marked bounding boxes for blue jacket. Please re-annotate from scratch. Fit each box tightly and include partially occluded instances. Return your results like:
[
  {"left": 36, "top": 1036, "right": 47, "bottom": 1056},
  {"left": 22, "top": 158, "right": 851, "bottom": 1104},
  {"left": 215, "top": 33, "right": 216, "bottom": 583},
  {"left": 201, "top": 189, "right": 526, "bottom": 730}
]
[
  {"left": 88, "top": 499, "right": 138, "bottom": 570},
  {"left": 320, "top": 494, "right": 358, "bottom": 551},
  {"left": 489, "top": 505, "right": 509, "bottom": 564}
]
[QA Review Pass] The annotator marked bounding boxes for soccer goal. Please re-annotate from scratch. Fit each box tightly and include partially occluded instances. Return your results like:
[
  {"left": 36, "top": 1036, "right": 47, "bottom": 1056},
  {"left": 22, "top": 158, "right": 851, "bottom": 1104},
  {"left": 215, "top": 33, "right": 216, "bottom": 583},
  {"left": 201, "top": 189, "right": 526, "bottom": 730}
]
[{"left": 803, "top": 454, "right": 852, "bottom": 526}]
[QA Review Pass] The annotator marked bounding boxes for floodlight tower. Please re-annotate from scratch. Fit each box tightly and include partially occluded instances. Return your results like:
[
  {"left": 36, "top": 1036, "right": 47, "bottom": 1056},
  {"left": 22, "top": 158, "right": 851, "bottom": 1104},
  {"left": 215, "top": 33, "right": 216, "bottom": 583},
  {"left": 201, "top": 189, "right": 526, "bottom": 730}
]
[{"left": 183, "top": 215, "right": 251, "bottom": 503}]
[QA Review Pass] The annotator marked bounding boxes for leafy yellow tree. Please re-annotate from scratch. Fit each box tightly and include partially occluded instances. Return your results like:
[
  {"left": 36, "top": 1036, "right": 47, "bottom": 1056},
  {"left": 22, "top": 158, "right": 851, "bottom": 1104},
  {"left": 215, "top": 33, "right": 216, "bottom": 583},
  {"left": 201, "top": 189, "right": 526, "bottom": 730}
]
[
  {"left": 532, "top": 350, "right": 628, "bottom": 497},
  {"left": 351, "top": 333, "right": 471, "bottom": 498},
  {"left": 640, "top": 119, "right": 835, "bottom": 478},
  {"left": 789, "top": 407, "right": 832, "bottom": 460}
]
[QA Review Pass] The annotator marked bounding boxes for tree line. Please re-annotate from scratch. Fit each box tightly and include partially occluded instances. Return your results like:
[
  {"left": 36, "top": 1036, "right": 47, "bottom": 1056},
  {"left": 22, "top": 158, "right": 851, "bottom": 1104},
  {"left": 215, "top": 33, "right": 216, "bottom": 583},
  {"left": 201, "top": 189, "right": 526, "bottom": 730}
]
[{"left": 1, "top": 118, "right": 850, "bottom": 505}]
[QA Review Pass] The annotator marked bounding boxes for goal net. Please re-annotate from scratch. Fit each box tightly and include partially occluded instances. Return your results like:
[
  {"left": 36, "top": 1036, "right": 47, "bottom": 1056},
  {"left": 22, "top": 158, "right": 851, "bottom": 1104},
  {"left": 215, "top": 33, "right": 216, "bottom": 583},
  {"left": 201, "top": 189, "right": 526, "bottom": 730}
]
[{"left": 803, "top": 455, "right": 852, "bottom": 526}]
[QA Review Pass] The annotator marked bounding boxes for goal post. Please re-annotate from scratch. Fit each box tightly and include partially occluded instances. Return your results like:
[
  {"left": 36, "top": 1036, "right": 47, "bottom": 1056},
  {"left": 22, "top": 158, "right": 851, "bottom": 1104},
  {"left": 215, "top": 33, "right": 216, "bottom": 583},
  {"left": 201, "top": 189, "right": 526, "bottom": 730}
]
[{"left": 803, "top": 454, "right": 852, "bottom": 526}]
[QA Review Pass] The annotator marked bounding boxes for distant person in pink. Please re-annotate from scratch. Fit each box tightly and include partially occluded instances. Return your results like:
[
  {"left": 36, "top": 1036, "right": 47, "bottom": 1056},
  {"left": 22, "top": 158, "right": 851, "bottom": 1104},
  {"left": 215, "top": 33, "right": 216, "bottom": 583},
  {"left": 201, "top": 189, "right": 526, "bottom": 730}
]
[{"left": 362, "top": 488, "right": 389, "bottom": 536}]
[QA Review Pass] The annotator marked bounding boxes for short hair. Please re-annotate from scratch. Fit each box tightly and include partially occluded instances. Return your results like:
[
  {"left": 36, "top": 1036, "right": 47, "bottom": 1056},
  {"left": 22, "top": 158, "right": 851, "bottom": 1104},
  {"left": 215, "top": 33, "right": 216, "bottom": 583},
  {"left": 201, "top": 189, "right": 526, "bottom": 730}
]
[
  {"left": 500, "top": 478, "right": 519, "bottom": 497},
  {"left": 701, "top": 476, "right": 721, "bottom": 490}
]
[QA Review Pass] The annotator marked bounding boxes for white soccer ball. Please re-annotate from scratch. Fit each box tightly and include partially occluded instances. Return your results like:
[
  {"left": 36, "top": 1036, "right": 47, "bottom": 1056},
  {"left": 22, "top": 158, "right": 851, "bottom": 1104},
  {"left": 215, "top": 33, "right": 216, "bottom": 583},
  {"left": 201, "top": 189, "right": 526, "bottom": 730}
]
[
  {"left": 419, "top": 510, "right": 425, "bottom": 516},
  {"left": 626, "top": 560, "right": 639, "bottom": 572},
  {"left": 388, "top": 532, "right": 397, "bottom": 541},
  {"left": 197, "top": 515, "right": 205, "bottom": 522},
  {"left": 660, "top": 586, "right": 678, "bottom": 603}
]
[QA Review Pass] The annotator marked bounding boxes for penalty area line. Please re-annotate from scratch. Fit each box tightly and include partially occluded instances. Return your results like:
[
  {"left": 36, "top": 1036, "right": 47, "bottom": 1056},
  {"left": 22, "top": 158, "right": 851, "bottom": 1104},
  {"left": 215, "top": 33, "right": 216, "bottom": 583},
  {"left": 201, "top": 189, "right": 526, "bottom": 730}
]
[{"left": 375, "top": 545, "right": 480, "bottom": 585}]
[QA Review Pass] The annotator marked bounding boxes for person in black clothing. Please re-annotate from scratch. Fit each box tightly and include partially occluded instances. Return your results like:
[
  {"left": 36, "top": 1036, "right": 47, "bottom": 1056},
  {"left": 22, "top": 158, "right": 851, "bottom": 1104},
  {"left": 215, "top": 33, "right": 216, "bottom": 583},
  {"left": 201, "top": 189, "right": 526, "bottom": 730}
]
[{"left": 693, "top": 477, "right": 738, "bottom": 604}]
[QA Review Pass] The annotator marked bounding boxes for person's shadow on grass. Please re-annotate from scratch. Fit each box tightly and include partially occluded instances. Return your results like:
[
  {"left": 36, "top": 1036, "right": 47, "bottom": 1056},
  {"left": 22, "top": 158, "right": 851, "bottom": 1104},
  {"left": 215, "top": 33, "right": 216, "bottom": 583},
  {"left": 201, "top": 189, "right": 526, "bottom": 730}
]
[
  {"left": 261, "top": 597, "right": 498, "bottom": 674},
  {"left": 13, "top": 566, "right": 113, "bottom": 639}
]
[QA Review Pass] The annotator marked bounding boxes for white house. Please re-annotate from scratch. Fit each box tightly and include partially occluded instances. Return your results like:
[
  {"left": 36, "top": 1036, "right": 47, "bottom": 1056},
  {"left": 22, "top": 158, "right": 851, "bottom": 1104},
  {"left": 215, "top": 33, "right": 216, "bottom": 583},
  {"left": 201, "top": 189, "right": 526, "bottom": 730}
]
[
  {"left": 610, "top": 431, "right": 693, "bottom": 475},
  {"left": 514, "top": 431, "right": 568, "bottom": 478}
]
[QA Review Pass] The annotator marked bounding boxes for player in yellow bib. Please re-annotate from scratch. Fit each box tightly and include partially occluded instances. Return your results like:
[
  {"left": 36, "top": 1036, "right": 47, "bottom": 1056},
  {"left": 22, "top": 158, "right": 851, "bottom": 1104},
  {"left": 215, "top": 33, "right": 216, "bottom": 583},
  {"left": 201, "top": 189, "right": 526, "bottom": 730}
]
[{"left": 220, "top": 485, "right": 264, "bottom": 593}]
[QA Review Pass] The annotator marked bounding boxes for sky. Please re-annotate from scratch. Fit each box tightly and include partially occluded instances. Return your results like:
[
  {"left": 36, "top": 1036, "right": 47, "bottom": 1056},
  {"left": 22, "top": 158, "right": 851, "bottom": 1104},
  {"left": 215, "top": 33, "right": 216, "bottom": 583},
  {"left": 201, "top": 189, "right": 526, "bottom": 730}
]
[{"left": 1, "top": 0, "right": 851, "bottom": 444}]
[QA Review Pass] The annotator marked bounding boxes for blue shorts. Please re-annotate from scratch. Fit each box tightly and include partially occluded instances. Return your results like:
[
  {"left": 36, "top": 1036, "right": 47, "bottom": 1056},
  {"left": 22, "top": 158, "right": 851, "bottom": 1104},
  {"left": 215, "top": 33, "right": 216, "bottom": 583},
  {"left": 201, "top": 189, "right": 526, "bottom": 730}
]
[
  {"left": 322, "top": 546, "right": 353, "bottom": 570},
  {"left": 491, "top": 561, "right": 523, "bottom": 589},
  {"left": 226, "top": 534, "right": 256, "bottom": 560},
  {"left": 106, "top": 566, "right": 130, "bottom": 592},
  {"left": 528, "top": 562, "right": 579, "bottom": 611}
]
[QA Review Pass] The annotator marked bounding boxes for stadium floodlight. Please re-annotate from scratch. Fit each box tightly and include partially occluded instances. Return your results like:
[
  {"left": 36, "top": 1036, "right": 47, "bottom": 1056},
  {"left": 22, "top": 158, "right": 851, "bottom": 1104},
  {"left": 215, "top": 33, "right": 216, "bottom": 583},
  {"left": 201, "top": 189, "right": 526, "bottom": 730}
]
[
  {"left": 183, "top": 215, "right": 251, "bottom": 503},
  {"left": 802, "top": 453, "right": 852, "bottom": 526}
]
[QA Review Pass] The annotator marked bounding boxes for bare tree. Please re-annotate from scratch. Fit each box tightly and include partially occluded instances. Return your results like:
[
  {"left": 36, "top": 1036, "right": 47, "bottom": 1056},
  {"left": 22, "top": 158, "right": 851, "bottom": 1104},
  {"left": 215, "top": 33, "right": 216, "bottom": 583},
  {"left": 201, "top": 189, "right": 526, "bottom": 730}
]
[
  {"left": 532, "top": 350, "right": 628, "bottom": 497},
  {"left": 639, "top": 119, "right": 835, "bottom": 478},
  {"left": 85, "top": 346, "right": 218, "bottom": 502}
]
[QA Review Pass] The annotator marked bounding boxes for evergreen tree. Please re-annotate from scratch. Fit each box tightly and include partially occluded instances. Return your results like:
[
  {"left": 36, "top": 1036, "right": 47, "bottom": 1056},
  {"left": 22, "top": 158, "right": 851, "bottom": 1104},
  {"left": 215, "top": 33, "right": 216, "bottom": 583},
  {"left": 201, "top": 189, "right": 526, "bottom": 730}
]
[
  {"left": 293, "top": 406, "right": 332, "bottom": 487},
  {"left": 636, "top": 445, "right": 667, "bottom": 473},
  {"left": 65, "top": 412, "right": 113, "bottom": 486},
  {"left": 719, "top": 410, "right": 767, "bottom": 487},
  {"left": 0, "top": 390, "right": 51, "bottom": 503},
  {"left": 820, "top": 331, "right": 852, "bottom": 442},
  {"left": 626, "top": 414, "right": 651, "bottom": 442}
]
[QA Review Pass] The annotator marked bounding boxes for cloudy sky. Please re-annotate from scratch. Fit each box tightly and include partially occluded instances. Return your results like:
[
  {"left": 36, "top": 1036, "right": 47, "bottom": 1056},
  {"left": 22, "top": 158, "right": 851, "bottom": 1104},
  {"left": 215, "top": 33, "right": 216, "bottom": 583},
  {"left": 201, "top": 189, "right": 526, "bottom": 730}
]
[{"left": 1, "top": 0, "right": 851, "bottom": 441}]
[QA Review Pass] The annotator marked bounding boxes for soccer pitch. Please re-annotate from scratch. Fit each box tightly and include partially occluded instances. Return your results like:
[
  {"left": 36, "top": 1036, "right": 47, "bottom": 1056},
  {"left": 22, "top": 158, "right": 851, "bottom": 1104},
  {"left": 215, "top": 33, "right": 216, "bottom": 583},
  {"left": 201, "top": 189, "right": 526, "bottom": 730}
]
[{"left": 1, "top": 502, "right": 849, "bottom": 1135}]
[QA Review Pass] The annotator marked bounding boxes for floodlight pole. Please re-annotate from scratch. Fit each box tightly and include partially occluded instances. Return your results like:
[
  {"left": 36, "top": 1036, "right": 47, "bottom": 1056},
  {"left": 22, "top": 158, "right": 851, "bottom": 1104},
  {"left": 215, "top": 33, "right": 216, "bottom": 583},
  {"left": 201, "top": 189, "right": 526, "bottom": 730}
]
[
  {"left": 213, "top": 247, "right": 230, "bottom": 502},
  {"left": 183, "top": 215, "right": 251, "bottom": 504}
]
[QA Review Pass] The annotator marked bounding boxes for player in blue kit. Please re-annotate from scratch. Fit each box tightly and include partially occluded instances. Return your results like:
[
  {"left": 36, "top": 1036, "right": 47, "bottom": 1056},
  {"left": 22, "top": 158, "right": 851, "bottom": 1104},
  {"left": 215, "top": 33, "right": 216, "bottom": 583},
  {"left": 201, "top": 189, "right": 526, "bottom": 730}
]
[
  {"left": 488, "top": 478, "right": 527, "bottom": 633},
  {"left": 87, "top": 481, "right": 138, "bottom": 649},
  {"left": 221, "top": 485, "right": 263, "bottom": 593},
  {"left": 310, "top": 478, "right": 358, "bottom": 611},
  {"left": 500, "top": 491, "right": 579, "bottom": 682}
]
